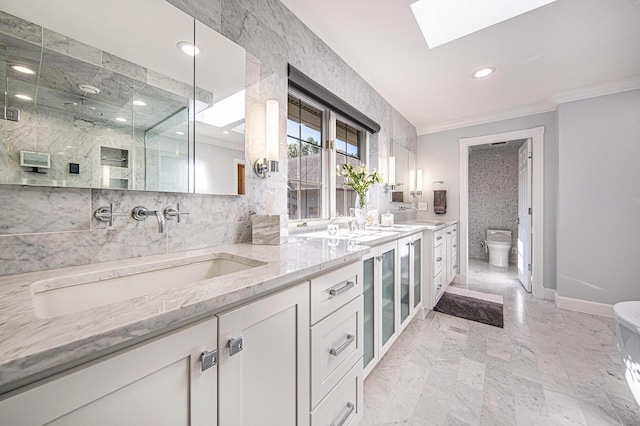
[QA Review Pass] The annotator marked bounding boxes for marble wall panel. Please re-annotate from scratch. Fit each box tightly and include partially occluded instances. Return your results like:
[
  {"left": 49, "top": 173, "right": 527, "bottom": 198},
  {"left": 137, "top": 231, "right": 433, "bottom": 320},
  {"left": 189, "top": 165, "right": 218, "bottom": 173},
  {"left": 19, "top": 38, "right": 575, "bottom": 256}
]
[
  {"left": 468, "top": 145, "right": 520, "bottom": 260},
  {"left": 0, "top": 227, "right": 167, "bottom": 276},
  {"left": 42, "top": 28, "right": 102, "bottom": 66},
  {"left": 0, "top": 10, "right": 41, "bottom": 45},
  {"left": 0, "top": 0, "right": 418, "bottom": 277},
  {"left": 0, "top": 185, "right": 90, "bottom": 235}
]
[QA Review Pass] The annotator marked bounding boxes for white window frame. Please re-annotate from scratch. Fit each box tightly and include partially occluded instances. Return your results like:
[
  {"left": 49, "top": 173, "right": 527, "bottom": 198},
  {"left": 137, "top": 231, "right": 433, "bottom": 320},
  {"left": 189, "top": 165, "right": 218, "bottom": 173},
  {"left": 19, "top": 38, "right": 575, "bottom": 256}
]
[{"left": 287, "top": 89, "right": 370, "bottom": 223}]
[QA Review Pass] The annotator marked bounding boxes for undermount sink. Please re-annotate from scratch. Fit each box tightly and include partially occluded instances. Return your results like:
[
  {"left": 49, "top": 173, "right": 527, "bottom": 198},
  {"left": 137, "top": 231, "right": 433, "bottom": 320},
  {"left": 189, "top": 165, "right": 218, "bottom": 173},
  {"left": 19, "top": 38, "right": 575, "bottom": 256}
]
[{"left": 31, "top": 253, "right": 266, "bottom": 318}]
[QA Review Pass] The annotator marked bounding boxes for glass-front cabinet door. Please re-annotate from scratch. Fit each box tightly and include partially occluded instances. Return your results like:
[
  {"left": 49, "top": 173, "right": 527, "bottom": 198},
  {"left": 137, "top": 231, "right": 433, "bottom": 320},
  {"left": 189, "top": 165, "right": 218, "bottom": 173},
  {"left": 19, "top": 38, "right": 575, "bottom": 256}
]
[
  {"left": 413, "top": 236, "right": 422, "bottom": 308},
  {"left": 378, "top": 241, "right": 398, "bottom": 358},
  {"left": 362, "top": 255, "right": 376, "bottom": 373},
  {"left": 399, "top": 238, "right": 411, "bottom": 326}
]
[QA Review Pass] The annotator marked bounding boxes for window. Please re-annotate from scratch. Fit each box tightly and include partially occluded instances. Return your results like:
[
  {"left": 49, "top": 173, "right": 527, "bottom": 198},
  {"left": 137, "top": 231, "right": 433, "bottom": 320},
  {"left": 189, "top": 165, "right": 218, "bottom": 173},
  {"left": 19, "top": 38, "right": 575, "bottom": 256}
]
[{"left": 287, "top": 91, "right": 367, "bottom": 221}]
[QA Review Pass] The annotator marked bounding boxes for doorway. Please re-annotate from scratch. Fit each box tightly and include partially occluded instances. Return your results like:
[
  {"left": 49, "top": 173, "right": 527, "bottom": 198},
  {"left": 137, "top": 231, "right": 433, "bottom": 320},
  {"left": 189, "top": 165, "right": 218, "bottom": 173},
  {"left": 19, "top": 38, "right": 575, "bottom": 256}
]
[{"left": 459, "top": 127, "right": 545, "bottom": 298}]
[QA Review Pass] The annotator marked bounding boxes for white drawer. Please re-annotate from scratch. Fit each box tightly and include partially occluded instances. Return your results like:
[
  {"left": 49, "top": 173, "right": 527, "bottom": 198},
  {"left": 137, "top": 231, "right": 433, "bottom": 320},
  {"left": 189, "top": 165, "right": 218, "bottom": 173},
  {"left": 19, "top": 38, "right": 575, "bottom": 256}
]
[
  {"left": 433, "top": 229, "right": 445, "bottom": 247},
  {"left": 311, "top": 361, "right": 363, "bottom": 426},
  {"left": 311, "top": 296, "right": 363, "bottom": 408},
  {"left": 310, "top": 262, "right": 362, "bottom": 324},
  {"left": 433, "top": 245, "right": 445, "bottom": 275}
]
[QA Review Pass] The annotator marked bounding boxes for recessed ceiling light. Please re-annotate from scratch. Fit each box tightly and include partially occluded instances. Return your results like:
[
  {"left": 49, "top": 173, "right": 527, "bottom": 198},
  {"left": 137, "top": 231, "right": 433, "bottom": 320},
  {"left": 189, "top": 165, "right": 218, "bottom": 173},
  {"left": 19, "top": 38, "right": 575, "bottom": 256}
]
[
  {"left": 177, "top": 41, "right": 200, "bottom": 56},
  {"left": 115, "top": 117, "right": 127, "bottom": 122},
  {"left": 15, "top": 94, "right": 33, "bottom": 101},
  {"left": 411, "top": 0, "right": 558, "bottom": 49},
  {"left": 175, "top": 131, "right": 185, "bottom": 135},
  {"left": 133, "top": 100, "right": 146, "bottom": 106},
  {"left": 472, "top": 67, "right": 496, "bottom": 79},
  {"left": 222, "top": 130, "right": 229, "bottom": 134},
  {"left": 11, "top": 65, "right": 35, "bottom": 75}
]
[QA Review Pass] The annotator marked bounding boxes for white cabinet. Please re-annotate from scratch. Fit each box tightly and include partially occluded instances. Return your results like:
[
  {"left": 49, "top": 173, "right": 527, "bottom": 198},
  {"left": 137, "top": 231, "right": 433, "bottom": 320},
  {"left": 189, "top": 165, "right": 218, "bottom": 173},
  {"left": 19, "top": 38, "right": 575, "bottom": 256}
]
[
  {"left": 0, "top": 316, "right": 218, "bottom": 426},
  {"left": 398, "top": 233, "right": 423, "bottom": 334},
  {"left": 362, "top": 233, "right": 423, "bottom": 378},
  {"left": 425, "top": 223, "right": 458, "bottom": 308},
  {"left": 309, "top": 262, "right": 363, "bottom": 425},
  {"left": 0, "top": 263, "right": 367, "bottom": 426},
  {"left": 218, "top": 282, "right": 309, "bottom": 426}
]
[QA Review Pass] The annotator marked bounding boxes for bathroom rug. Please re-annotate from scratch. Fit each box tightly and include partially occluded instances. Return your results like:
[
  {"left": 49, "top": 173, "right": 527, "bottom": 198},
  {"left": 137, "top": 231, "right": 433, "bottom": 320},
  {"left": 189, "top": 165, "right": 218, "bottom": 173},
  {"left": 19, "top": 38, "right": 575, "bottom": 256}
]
[{"left": 434, "top": 287, "right": 504, "bottom": 328}]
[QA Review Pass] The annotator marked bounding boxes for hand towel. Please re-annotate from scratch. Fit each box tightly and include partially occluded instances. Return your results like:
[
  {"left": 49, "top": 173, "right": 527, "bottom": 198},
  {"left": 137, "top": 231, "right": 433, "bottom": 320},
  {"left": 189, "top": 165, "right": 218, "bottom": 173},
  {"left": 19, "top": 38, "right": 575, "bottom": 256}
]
[{"left": 433, "top": 190, "right": 447, "bottom": 215}]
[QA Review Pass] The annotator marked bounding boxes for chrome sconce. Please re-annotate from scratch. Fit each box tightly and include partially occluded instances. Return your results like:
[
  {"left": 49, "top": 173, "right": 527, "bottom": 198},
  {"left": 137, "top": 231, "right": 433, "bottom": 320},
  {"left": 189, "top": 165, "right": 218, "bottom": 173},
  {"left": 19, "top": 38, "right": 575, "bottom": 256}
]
[
  {"left": 410, "top": 169, "right": 423, "bottom": 196},
  {"left": 254, "top": 100, "right": 279, "bottom": 178}
]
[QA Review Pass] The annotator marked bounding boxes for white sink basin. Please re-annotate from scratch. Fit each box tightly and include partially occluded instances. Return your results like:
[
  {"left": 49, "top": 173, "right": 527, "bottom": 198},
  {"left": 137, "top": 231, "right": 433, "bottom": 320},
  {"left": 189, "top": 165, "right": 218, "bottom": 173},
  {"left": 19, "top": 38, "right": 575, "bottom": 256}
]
[{"left": 32, "top": 253, "right": 266, "bottom": 318}]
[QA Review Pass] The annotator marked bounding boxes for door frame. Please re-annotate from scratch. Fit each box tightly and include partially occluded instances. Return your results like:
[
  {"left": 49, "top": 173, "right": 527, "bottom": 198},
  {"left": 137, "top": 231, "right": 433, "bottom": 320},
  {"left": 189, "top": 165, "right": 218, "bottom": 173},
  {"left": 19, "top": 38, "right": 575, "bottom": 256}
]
[{"left": 458, "top": 126, "right": 545, "bottom": 298}]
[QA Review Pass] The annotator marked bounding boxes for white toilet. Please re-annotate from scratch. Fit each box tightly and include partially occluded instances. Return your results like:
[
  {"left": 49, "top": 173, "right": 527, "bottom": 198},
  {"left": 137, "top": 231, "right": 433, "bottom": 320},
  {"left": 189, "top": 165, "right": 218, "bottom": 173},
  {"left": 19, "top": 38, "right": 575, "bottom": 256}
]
[
  {"left": 614, "top": 301, "right": 640, "bottom": 405},
  {"left": 485, "top": 230, "right": 512, "bottom": 267}
]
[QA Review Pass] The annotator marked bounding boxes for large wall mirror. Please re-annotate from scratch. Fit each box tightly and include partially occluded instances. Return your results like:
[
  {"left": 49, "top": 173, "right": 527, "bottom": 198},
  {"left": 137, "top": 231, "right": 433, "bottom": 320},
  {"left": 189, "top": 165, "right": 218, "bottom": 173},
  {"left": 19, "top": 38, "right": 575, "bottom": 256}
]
[
  {"left": 0, "top": 0, "right": 246, "bottom": 195},
  {"left": 390, "top": 141, "right": 416, "bottom": 203}
]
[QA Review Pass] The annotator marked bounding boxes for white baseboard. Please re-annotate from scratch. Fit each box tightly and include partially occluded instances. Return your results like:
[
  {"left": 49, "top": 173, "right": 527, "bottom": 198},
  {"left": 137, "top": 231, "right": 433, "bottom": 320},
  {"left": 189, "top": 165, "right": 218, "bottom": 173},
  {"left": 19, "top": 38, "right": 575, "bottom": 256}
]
[
  {"left": 544, "top": 288, "right": 556, "bottom": 301},
  {"left": 551, "top": 290, "right": 614, "bottom": 318}
]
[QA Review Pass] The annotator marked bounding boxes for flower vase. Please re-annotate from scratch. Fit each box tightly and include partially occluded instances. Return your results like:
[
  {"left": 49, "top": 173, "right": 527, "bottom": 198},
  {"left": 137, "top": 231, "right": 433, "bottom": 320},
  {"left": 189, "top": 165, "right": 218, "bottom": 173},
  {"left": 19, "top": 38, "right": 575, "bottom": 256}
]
[{"left": 354, "top": 194, "right": 367, "bottom": 230}]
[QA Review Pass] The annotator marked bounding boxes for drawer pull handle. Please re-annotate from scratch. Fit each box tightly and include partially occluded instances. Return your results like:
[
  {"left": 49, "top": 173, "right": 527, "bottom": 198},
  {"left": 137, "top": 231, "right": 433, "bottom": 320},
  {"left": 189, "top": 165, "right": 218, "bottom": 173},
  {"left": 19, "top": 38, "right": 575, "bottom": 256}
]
[
  {"left": 436, "top": 257, "right": 443, "bottom": 262},
  {"left": 447, "top": 231, "right": 451, "bottom": 234},
  {"left": 330, "top": 281, "right": 355, "bottom": 296},
  {"left": 453, "top": 244, "right": 457, "bottom": 248},
  {"left": 331, "top": 402, "right": 355, "bottom": 426},
  {"left": 436, "top": 236, "right": 443, "bottom": 240},
  {"left": 330, "top": 334, "right": 355, "bottom": 356}
]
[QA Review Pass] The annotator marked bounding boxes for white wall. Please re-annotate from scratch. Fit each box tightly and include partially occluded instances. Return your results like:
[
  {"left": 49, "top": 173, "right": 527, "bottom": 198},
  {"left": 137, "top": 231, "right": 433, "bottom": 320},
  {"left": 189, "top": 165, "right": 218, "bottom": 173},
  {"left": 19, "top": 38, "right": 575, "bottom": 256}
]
[
  {"left": 557, "top": 90, "right": 640, "bottom": 304},
  {"left": 195, "top": 142, "right": 244, "bottom": 195},
  {"left": 417, "top": 112, "right": 558, "bottom": 289}
]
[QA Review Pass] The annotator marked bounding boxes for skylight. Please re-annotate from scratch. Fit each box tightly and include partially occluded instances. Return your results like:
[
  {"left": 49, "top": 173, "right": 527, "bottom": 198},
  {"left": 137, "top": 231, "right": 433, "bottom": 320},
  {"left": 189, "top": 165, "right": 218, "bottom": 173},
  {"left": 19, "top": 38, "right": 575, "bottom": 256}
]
[{"left": 411, "top": 0, "right": 558, "bottom": 49}]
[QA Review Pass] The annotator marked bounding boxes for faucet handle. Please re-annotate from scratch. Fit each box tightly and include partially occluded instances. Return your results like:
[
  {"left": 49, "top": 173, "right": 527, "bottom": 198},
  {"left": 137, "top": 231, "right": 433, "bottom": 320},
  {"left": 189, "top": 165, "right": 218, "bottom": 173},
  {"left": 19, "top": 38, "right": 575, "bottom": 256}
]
[
  {"left": 94, "top": 203, "right": 126, "bottom": 227},
  {"left": 164, "top": 203, "right": 190, "bottom": 223}
]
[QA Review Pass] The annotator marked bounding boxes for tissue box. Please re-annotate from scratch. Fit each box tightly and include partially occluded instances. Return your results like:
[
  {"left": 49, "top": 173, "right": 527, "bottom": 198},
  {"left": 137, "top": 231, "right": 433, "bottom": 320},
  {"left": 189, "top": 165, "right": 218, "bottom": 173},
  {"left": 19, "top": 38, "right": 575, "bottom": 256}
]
[{"left": 252, "top": 215, "right": 288, "bottom": 245}]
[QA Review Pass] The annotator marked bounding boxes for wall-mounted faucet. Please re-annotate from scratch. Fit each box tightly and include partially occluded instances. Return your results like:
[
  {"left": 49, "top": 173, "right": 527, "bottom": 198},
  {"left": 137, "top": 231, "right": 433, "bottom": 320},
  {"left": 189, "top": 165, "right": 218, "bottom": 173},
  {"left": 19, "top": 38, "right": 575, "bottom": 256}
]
[
  {"left": 397, "top": 206, "right": 418, "bottom": 212},
  {"left": 132, "top": 206, "right": 166, "bottom": 233}
]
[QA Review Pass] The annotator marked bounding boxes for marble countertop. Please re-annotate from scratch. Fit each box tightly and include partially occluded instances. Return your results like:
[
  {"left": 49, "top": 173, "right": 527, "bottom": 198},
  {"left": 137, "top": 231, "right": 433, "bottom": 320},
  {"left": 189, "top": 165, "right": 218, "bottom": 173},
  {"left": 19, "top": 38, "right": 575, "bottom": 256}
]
[
  {"left": 0, "top": 239, "right": 369, "bottom": 394},
  {"left": 293, "top": 219, "right": 458, "bottom": 246}
]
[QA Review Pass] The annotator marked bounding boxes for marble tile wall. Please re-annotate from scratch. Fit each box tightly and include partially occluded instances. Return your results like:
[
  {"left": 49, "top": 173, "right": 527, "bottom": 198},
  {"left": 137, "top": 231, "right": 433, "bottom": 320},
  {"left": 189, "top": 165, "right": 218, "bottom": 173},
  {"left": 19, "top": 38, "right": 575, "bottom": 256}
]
[
  {"left": 0, "top": 0, "right": 417, "bottom": 276},
  {"left": 468, "top": 145, "right": 520, "bottom": 260}
]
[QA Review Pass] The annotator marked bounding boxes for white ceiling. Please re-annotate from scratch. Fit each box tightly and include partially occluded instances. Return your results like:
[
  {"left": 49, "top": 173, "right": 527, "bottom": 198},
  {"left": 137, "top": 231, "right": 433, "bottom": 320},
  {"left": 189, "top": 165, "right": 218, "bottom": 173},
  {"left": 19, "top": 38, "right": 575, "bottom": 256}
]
[{"left": 279, "top": 0, "right": 640, "bottom": 135}]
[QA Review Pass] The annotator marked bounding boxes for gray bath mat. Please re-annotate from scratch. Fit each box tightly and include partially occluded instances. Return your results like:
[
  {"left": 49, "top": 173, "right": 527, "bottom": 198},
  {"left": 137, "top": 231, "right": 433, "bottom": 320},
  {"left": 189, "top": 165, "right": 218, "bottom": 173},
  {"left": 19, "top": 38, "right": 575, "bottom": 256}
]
[{"left": 434, "top": 287, "right": 504, "bottom": 328}]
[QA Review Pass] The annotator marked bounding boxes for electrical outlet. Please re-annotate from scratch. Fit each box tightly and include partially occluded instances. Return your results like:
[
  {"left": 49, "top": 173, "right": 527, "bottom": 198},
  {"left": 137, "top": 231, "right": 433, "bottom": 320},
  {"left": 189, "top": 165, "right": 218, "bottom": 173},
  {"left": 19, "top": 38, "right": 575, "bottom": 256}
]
[{"left": 418, "top": 202, "right": 428, "bottom": 211}]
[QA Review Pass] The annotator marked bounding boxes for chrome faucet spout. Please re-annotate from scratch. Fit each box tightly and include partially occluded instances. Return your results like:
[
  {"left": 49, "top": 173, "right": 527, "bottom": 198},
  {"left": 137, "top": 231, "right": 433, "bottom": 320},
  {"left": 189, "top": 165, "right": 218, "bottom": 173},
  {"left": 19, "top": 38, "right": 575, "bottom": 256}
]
[
  {"left": 151, "top": 210, "right": 166, "bottom": 233},
  {"left": 131, "top": 206, "right": 166, "bottom": 233}
]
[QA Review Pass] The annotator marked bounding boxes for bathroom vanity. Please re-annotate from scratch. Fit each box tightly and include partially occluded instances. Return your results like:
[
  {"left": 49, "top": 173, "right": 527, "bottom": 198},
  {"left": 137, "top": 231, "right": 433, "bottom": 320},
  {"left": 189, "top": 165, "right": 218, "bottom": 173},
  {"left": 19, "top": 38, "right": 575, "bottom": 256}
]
[
  {"left": 0, "top": 240, "right": 367, "bottom": 425},
  {"left": 0, "top": 221, "right": 457, "bottom": 425}
]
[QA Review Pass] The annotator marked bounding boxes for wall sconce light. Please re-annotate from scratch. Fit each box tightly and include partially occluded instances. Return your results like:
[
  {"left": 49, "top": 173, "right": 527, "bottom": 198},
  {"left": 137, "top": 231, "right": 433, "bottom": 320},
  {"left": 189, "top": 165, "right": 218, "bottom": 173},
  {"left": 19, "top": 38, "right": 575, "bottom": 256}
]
[
  {"left": 254, "top": 100, "right": 279, "bottom": 178},
  {"left": 411, "top": 169, "right": 423, "bottom": 196},
  {"left": 384, "top": 156, "right": 396, "bottom": 192}
]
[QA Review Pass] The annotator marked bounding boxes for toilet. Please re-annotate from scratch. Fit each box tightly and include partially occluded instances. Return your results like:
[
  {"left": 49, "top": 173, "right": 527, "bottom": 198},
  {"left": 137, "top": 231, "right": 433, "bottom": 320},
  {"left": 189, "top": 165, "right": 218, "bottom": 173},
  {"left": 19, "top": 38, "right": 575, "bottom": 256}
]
[
  {"left": 614, "top": 301, "right": 640, "bottom": 405},
  {"left": 485, "top": 230, "right": 512, "bottom": 267}
]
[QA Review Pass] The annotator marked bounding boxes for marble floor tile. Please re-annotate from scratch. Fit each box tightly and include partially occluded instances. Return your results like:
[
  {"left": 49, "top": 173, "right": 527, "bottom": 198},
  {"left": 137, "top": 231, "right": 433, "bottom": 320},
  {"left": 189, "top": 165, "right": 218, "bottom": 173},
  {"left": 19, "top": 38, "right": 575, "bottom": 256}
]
[{"left": 363, "top": 258, "right": 638, "bottom": 425}]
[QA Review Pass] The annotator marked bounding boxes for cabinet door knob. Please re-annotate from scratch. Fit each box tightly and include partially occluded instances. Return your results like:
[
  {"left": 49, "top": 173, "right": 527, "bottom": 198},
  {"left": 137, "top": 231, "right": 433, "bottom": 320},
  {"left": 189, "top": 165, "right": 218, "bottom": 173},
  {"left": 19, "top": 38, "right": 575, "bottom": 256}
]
[
  {"left": 436, "top": 236, "right": 443, "bottom": 240},
  {"left": 228, "top": 337, "right": 243, "bottom": 356},
  {"left": 436, "top": 257, "right": 443, "bottom": 262},
  {"left": 329, "top": 280, "right": 355, "bottom": 296},
  {"left": 201, "top": 349, "right": 218, "bottom": 371},
  {"left": 331, "top": 402, "right": 355, "bottom": 426},
  {"left": 330, "top": 334, "right": 355, "bottom": 356},
  {"left": 376, "top": 254, "right": 386, "bottom": 261}
]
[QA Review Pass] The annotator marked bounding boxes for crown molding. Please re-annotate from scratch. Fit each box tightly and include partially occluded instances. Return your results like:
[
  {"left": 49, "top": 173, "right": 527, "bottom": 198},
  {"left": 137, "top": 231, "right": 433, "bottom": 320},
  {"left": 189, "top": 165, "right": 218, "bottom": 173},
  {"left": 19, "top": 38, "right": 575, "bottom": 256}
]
[
  {"left": 417, "top": 76, "right": 640, "bottom": 136},
  {"left": 418, "top": 102, "right": 556, "bottom": 135},
  {"left": 553, "top": 76, "right": 640, "bottom": 104}
]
